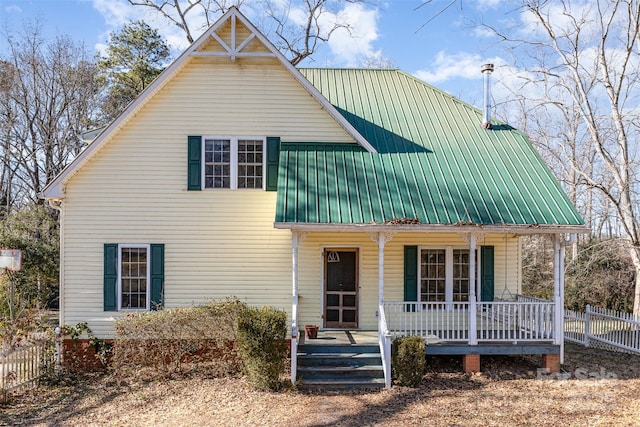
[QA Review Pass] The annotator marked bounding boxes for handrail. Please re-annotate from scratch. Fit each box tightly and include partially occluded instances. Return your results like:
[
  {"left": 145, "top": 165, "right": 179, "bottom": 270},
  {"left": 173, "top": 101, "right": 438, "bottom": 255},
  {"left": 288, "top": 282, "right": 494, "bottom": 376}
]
[{"left": 377, "top": 303, "right": 392, "bottom": 389}]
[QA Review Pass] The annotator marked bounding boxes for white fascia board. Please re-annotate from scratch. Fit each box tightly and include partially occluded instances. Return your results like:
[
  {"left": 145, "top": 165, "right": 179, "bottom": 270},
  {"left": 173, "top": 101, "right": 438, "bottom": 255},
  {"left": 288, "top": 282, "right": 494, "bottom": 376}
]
[
  {"left": 40, "top": 24, "right": 204, "bottom": 200},
  {"left": 273, "top": 222, "right": 590, "bottom": 235}
]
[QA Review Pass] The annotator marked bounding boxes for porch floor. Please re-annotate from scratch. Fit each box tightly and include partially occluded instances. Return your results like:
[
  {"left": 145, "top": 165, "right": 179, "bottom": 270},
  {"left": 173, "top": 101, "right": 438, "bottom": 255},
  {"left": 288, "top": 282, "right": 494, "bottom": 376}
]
[
  {"left": 298, "top": 331, "right": 558, "bottom": 355},
  {"left": 299, "top": 330, "right": 378, "bottom": 346}
]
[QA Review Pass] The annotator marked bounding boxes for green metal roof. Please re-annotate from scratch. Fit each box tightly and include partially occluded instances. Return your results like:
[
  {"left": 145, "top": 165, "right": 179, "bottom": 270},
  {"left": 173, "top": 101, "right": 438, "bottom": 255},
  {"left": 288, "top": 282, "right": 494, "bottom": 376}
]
[{"left": 275, "top": 69, "right": 584, "bottom": 227}]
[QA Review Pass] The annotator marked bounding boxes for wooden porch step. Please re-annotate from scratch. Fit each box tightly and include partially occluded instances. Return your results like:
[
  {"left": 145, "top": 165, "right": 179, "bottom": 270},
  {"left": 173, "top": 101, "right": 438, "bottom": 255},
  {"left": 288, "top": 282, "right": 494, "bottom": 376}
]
[
  {"left": 298, "top": 343, "right": 379, "bottom": 354},
  {"left": 298, "top": 364, "right": 383, "bottom": 379},
  {"left": 298, "top": 377, "right": 385, "bottom": 390},
  {"left": 296, "top": 343, "right": 384, "bottom": 390}
]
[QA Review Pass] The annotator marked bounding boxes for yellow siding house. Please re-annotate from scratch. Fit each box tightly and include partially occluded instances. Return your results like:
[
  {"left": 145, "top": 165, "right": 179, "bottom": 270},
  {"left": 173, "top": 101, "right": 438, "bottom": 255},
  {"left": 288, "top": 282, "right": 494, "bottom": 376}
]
[{"left": 42, "top": 7, "right": 586, "bottom": 388}]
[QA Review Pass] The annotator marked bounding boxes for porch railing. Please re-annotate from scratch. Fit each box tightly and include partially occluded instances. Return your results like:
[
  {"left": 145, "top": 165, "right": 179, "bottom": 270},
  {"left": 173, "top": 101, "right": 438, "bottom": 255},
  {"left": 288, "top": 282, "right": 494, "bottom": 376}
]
[
  {"left": 384, "top": 300, "right": 555, "bottom": 344},
  {"left": 384, "top": 302, "right": 469, "bottom": 342},
  {"left": 478, "top": 301, "right": 555, "bottom": 341}
]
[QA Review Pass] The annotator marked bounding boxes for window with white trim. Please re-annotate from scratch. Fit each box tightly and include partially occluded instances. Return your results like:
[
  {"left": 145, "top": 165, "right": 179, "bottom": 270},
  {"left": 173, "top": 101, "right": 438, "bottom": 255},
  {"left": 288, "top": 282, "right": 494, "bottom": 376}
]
[
  {"left": 419, "top": 247, "right": 478, "bottom": 302},
  {"left": 203, "top": 137, "right": 265, "bottom": 189},
  {"left": 118, "top": 244, "right": 150, "bottom": 310}
]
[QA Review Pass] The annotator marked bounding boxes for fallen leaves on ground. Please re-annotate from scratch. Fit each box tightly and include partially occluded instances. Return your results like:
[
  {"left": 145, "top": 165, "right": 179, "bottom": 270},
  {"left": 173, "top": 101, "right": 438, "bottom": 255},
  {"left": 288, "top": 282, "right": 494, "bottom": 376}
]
[{"left": 2, "top": 343, "right": 639, "bottom": 426}]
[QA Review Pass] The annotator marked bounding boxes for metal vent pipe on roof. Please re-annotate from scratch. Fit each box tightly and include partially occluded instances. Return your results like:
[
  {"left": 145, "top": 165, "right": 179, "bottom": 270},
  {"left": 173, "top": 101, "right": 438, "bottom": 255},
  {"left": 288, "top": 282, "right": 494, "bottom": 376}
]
[{"left": 481, "top": 63, "right": 494, "bottom": 129}]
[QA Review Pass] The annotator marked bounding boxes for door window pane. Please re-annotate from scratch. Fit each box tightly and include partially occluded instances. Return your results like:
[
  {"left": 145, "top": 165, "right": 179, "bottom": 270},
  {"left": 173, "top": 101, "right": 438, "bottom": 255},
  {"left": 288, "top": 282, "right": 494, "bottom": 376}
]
[{"left": 342, "top": 310, "right": 356, "bottom": 323}]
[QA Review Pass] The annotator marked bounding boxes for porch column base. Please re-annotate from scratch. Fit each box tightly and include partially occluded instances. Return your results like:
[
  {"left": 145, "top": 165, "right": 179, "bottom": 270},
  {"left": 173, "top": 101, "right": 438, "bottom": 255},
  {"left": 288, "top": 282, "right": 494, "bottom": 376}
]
[
  {"left": 463, "top": 354, "right": 480, "bottom": 373},
  {"left": 542, "top": 354, "right": 561, "bottom": 373}
]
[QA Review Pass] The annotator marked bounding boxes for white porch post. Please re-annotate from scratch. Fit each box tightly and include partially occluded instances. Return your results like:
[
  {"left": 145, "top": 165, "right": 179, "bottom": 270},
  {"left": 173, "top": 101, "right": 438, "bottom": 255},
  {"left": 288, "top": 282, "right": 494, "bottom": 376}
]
[
  {"left": 370, "top": 231, "right": 394, "bottom": 390},
  {"left": 552, "top": 235, "right": 560, "bottom": 345},
  {"left": 553, "top": 234, "right": 566, "bottom": 361},
  {"left": 468, "top": 233, "right": 478, "bottom": 345},
  {"left": 368, "top": 232, "right": 395, "bottom": 304},
  {"left": 378, "top": 232, "right": 385, "bottom": 305},
  {"left": 292, "top": 231, "right": 300, "bottom": 338},
  {"left": 560, "top": 238, "right": 566, "bottom": 363},
  {"left": 290, "top": 230, "right": 306, "bottom": 384}
]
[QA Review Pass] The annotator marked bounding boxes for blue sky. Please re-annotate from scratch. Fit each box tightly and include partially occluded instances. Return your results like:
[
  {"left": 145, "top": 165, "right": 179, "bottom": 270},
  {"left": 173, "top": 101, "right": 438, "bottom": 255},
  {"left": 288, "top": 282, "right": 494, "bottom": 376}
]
[{"left": 0, "top": 0, "right": 514, "bottom": 108}]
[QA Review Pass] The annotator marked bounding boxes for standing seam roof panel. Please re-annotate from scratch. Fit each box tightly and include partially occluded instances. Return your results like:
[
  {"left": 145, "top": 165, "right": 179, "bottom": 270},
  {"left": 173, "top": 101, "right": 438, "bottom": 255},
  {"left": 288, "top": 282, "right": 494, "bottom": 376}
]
[{"left": 278, "top": 69, "right": 585, "bottom": 226}]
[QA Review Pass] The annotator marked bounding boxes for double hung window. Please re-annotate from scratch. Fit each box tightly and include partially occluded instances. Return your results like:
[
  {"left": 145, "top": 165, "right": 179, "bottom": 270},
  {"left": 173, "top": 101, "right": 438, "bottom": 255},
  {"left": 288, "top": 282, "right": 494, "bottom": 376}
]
[
  {"left": 203, "top": 137, "right": 265, "bottom": 189},
  {"left": 118, "top": 244, "right": 150, "bottom": 310},
  {"left": 419, "top": 247, "right": 477, "bottom": 302}
]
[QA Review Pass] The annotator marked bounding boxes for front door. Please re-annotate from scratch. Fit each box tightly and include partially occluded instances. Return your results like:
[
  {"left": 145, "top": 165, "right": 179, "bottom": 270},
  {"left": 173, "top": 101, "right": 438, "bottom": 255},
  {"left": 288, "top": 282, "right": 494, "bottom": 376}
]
[{"left": 324, "top": 248, "right": 358, "bottom": 329}]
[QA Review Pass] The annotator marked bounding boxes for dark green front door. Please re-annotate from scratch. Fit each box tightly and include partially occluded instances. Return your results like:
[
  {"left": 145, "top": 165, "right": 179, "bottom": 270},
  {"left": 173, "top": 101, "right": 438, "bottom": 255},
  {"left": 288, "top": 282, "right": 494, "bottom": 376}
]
[{"left": 324, "top": 249, "right": 358, "bottom": 329}]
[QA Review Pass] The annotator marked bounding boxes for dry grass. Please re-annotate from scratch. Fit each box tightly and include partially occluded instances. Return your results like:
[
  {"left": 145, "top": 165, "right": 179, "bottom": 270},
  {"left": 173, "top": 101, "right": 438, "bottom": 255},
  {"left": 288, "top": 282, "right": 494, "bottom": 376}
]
[{"left": 2, "top": 343, "right": 640, "bottom": 426}]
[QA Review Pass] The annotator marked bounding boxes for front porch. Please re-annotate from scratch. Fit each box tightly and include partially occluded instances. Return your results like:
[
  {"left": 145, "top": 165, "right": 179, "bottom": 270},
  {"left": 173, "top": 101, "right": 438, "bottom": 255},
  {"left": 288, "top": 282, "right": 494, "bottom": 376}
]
[
  {"left": 296, "top": 327, "right": 560, "bottom": 389},
  {"left": 286, "top": 229, "right": 575, "bottom": 389}
]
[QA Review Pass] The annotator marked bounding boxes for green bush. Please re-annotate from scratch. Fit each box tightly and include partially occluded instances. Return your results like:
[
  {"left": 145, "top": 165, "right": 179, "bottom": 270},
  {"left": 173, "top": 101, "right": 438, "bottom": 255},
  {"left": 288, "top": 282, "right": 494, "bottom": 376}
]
[
  {"left": 237, "top": 306, "right": 287, "bottom": 391},
  {"left": 113, "top": 298, "right": 247, "bottom": 377},
  {"left": 392, "top": 335, "right": 426, "bottom": 387}
]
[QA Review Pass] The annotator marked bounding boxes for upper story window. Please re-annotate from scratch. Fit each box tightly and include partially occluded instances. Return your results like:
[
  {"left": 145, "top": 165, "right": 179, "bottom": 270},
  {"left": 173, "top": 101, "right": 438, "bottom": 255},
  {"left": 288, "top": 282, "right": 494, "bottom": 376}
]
[{"left": 203, "top": 137, "right": 265, "bottom": 189}]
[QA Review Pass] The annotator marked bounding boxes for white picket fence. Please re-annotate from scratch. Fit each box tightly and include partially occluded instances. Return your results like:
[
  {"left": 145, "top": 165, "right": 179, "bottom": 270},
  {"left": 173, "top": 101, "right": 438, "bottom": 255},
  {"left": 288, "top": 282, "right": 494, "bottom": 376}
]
[
  {"left": 1, "top": 338, "right": 56, "bottom": 400},
  {"left": 565, "top": 305, "right": 640, "bottom": 355}
]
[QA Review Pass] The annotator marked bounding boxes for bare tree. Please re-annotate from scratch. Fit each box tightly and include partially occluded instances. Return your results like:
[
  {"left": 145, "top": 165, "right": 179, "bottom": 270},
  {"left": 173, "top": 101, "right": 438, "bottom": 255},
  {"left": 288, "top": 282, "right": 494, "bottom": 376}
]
[
  {"left": 127, "top": 0, "right": 245, "bottom": 43},
  {"left": 0, "top": 60, "right": 19, "bottom": 215},
  {"left": 0, "top": 24, "right": 101, "bottom": 206},
  {"left": 490, "top": 0, "right": 640, "bottom": 315},
  {"left": 127, "top": 0, "right": 362, "bottom": 65}
]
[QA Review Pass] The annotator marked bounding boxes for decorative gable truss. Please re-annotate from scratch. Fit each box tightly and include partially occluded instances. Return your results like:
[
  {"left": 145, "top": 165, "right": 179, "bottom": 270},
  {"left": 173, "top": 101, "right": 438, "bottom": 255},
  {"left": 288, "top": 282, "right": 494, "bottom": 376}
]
[{"left": 190, "top": 13, "right": 274, "bottom": 61}]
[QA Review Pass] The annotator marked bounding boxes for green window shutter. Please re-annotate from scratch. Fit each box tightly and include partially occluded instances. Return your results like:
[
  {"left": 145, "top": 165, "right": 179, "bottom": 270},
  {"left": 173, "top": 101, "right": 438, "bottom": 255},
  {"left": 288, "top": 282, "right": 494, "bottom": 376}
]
[
  {"left": 266, "top": 136, "right": 280, "bottom": 191},
  {"left": 481, "top": 246, "right": 495, "bottom": 302},
  {"left": 104, "top": 244, "right": 118, "bottom": 311},
  {"left": 150, "top": 244, "right": 165, "bottom": 310},
  {"left": 404, "top": 246, "right": 418, "bottom": 302},
  {"left": 187, "top": 135, "right": 202, "bottom": 191}
]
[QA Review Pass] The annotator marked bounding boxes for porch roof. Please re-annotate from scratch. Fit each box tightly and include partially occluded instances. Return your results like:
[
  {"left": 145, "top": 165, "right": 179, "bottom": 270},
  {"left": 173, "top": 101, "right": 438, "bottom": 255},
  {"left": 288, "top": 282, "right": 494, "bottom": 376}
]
[
  {"left": 275, "top": 69, "right": 584, "bottom": 230},
  {"left": 274, "top": 144, "right": 585, "bottom": 230}
]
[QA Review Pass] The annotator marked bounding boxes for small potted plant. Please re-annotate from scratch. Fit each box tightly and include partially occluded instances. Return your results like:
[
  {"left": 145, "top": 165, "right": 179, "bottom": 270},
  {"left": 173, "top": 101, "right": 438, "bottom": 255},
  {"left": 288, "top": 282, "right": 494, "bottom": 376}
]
[{"left": 305, "top": 325, "right": 319, "bottom": 339}]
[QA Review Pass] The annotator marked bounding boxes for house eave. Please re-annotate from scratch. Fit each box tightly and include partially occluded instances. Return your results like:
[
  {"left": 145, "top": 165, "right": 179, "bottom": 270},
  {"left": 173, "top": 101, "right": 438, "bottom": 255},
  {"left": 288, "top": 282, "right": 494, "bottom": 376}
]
[{"left": 273, "top": 222, "right": 589, "bottom": 235}]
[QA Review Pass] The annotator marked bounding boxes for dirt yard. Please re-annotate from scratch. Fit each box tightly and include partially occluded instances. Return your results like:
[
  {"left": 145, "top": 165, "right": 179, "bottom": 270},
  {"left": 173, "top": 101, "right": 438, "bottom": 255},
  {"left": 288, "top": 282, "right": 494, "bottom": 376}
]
[{"left": 2, "top": 343, "right": 639, "bottom": 426}]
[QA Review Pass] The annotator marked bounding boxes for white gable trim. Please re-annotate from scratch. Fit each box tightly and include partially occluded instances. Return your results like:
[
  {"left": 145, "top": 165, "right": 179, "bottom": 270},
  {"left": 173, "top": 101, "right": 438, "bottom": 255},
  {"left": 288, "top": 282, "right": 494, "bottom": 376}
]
[{"left": 41, "top": 6, "right": 374, "bottom": 200}]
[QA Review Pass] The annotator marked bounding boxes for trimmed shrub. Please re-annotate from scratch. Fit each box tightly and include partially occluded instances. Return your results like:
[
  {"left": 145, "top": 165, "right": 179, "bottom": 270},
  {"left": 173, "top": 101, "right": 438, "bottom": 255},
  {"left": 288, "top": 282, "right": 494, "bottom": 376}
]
[
  {"left": 237, "top": 306, "right": 287, "bottom": 390},
  {"left": 392, "top": 335, "right": 426, "bottom": 387},
  {"left": 113, "top": 298, "right": 246, "bottom": 377}
]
